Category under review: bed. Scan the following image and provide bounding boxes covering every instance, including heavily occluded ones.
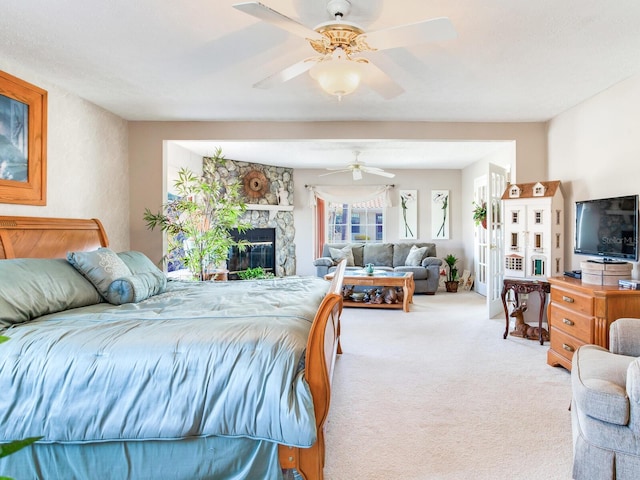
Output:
[0,216,345,480]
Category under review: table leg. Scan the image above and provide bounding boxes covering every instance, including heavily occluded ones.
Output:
[538,290,546,345]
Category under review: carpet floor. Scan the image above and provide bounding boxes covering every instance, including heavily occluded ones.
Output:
[323,290,573,480]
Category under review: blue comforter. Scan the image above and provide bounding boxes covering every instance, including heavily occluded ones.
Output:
[0,276,329,447]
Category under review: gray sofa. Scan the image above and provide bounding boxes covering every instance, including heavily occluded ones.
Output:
[313,242,442,294]
[571,318,640,480]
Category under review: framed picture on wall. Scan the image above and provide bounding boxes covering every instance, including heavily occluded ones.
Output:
[399,189,418,239]
[431,190,450,239]
[0,70,48,205]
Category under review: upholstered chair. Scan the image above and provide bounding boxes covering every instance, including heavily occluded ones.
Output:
[571,318,640,480]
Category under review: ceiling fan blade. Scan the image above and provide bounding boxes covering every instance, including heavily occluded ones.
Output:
[364,169,396,178]
[253,57,319,89]
[233,2,323,41]
[319,170,350,177]
[352,168,363,181]
[362,17,456,51]
[360,61,405,99]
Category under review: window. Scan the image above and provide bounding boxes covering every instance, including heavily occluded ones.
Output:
[534,233,543,249]
[327,200,385,243]
[510,232,519,250]
[534,210,543,224]
[512,211,519,224]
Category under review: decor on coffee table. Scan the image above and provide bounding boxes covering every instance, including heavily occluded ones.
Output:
[325,270,415,312]
[143,147,251,281]
[443,254,459,292]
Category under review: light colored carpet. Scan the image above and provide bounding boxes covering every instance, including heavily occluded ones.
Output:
[323,291,573,480]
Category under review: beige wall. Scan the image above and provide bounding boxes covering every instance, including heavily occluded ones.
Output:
[0,63,130,251]
[548,73,640,277]
[129,121,548,269]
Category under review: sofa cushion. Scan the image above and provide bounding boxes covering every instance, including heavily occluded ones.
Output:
[405,246,428,266]
[392,242,436,267]
[329,246,355,266]
[0,258,102,327]
[364,243,393,267]
[572,344,634,426]
[394,265,429,280]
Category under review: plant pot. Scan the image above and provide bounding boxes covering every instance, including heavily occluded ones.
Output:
[481,218,487,229]
[445,281,459,293]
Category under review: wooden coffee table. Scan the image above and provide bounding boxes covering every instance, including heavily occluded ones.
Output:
[325,270,415,312]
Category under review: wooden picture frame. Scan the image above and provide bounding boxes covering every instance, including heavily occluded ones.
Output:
[0,70,47,205]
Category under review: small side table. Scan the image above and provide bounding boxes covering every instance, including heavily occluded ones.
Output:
[501,279,551,345]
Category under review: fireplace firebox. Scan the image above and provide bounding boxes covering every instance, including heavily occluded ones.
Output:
[227,228,276,280]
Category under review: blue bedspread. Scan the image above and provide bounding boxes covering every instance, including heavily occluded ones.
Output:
[0,276,329,447]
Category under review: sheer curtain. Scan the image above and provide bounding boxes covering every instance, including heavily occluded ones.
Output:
[306,185,394,208]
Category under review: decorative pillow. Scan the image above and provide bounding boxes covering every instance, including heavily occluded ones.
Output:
[329,246,355,267]
[117,251,163,275]
[0,258,102,327]
[405,246,428,266]
[67,247,132,299]
[106,271,167,305]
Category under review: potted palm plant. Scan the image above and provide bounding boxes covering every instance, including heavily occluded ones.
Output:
[472,201,487,229]
[443,254,460,292]
[144,148,251,281]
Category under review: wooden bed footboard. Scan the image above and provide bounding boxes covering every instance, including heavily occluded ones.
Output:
[279,259,346,480]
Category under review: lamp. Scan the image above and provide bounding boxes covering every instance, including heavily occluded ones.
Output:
[309,47,364,100]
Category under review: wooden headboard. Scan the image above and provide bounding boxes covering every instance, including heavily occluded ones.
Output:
[0,216,109,259]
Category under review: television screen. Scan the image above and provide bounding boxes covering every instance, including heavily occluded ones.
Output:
[574,194,639,261]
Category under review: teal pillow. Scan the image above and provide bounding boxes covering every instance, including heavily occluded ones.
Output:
[0,258,102,327]
[106,271,167,305]
[117,251,163,275]
[67,247,132,299]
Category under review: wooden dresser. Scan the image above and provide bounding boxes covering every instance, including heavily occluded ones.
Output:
[547,276,640,371]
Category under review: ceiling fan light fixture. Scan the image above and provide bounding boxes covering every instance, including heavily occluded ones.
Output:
[309,47,362,100]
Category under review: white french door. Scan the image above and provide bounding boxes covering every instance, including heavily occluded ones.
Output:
[474,164,507,317]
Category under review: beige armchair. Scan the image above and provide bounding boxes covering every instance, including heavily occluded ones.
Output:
[571,318,640,480]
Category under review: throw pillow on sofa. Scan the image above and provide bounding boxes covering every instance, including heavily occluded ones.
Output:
[329,245,355,266]
[405,246,428,266]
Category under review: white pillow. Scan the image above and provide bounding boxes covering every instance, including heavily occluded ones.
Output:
[329,246,355,267]
[405,246,427,266]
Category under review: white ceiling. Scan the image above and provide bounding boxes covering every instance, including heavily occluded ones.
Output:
[3,0,640,169]
[173,139,513,170]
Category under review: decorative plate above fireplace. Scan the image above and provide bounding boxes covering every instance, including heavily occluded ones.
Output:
[243,170,268,198]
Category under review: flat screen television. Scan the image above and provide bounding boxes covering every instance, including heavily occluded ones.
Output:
[574,194,639,261]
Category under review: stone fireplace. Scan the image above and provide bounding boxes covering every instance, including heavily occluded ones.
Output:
[205,156,296,277]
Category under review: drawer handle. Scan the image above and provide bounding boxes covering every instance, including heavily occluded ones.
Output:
[562,295,574,303]
[562,318,575,326]
[562,343,575,353]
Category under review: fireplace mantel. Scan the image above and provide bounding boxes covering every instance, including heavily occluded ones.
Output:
[246,204,293,220]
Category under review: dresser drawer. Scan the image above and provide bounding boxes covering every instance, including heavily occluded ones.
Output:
[550,287,593,316]
[550,326,586,363]
[549,305,593,343]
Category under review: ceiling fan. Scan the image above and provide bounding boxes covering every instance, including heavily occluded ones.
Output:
[232,0,456,99]
[319,152,396,180]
